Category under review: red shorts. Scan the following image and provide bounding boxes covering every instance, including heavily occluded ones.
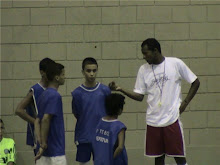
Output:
[145,119,185,157]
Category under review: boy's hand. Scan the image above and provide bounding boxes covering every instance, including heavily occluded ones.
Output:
[35,147,44,161]
[109,81,122,91]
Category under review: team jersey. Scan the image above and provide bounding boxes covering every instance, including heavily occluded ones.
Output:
[93,118,128,165]
[0,138,16,165]
[37,88,65,157]
[71,82,111,143]
[26,83,45,146]
[134,57,197,127]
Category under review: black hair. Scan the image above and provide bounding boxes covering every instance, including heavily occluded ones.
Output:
[141,38,161,53]
[0,119,4,124]
[82,57,98,70]
[46,62,64,81]
[39,58,55,71]
[105,93,125,116]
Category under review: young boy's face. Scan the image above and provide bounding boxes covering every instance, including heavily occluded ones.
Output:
[82,64,98,83]
[57,69,65,85]
[0,122,4,141]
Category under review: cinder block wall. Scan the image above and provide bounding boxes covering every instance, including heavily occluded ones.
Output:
[1,0,220,164]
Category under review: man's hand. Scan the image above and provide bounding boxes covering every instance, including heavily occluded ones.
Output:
[109,81,122,91]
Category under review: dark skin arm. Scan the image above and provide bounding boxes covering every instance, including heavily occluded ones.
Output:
[35,114,52,161]
[179,78,200,114]
[109,82,144,102]
[113,129,126,158]
[15,91,35,124]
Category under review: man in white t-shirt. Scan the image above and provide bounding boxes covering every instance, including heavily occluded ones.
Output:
[109,38,200,165]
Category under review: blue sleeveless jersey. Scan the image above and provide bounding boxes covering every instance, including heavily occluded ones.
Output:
[26,83,45,146]
[37,88,65,157]
[93,119,128,165]
[71,83,111,143]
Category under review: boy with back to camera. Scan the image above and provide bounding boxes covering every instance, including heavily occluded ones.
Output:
[71,57,111,165]
[93,93,128,165]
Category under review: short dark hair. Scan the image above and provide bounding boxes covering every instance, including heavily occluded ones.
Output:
[0,119,4,124]
[39,58,55,71]
[141,38,161,53]
[105,93,125,116]
[46,62,64,81]
[82,57,98,70]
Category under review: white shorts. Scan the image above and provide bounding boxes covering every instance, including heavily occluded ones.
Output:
[36,155,67,165]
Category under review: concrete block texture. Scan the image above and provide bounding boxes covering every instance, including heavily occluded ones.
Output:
[0,1,219,164]
[1,8,30,26]
[66,7,101,25]
[13,26,48,43]
[1,44,30,62]
[31,8,65,25]
[172,6,206,23]
[49,0,84,7]
[12,0,48,7]
[102,6,136,24]
[31,43,67,61]
[137,6,172,23]
[84,25,119,41]
[49,25,84,42]
[190,23,220,39]
[155,23,189,40]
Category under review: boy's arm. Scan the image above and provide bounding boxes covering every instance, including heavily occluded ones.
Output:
[109,82,144,102]
[34,118,41,144]
[179,78,200,114]
[72,97,78,119]
[15,91,35,124]
[113,129,126,158]
[35,114,52,161]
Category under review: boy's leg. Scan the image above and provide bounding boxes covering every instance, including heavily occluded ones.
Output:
[155,154,165,165]
[76,143,93,163]
[174,157,187,165]
[79,162,90,165]
[164,119,187,163]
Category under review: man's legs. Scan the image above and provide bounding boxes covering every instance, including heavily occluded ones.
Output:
[164,120,187,165]
[155,155,165,165]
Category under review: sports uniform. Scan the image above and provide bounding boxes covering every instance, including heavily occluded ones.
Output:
[0,138,16,165]
[93,118,127,165]
[26,83,45,154]
[72,82,111,162]
[36,88,66,165]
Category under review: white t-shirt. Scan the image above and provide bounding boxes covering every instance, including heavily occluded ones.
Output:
[134,57,197,127]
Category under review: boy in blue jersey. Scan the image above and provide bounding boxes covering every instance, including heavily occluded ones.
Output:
[71,57,111,165]
[35,62,66,165]
[15,58,55,155]
[93,93,128,165]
